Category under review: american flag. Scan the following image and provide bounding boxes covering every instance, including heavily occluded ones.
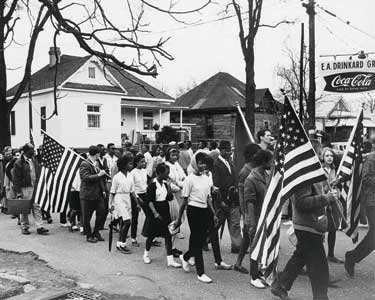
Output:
[251,96,327,269]
[34,133,83,212]
[336,110,363,242]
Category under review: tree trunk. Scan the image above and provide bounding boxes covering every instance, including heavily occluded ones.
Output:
[0,4,10,150]
[245,40,256,135]
[0,100,11,150]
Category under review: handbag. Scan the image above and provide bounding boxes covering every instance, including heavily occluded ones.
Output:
[7,198,31,215]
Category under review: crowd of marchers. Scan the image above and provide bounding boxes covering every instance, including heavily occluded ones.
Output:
[1,128,375,300]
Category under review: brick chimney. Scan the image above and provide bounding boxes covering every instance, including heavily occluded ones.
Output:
[48,47,61,67]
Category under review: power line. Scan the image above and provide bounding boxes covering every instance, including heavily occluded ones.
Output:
[316,3,375,42]
[316,14,359,52]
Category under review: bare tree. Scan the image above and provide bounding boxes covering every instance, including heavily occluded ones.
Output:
[0,0,211,149]
[175,78,198,98]
[229,0,293,133]
[363,92,375,113]
[276,46,308,115]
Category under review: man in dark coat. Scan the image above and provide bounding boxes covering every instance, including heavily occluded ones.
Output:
[212,140,242,253]
[80,145,107,243]
[12,143,49,235]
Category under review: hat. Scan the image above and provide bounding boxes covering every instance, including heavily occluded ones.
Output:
[169,141,177,145]
[218,140,231,150]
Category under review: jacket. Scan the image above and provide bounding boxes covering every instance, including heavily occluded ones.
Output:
[12,155,41,196]
[212,156,238,206]
[292,182,329,235]
[238,163,253,214]
[243,167,268,220]
[360,152,375,207]
[79,159,105,201]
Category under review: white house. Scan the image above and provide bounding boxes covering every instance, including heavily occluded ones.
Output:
[7,47,185,149]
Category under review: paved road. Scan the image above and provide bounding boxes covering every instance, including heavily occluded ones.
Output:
[1,212,375,300]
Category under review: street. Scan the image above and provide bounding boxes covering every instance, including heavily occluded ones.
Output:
[1,212,375,300]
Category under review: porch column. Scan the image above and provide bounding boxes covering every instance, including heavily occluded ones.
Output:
[135,107,139,132]
[179,109,183,128]
[159,109,162,127]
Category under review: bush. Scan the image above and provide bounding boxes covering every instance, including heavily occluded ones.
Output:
[156,126,179,144]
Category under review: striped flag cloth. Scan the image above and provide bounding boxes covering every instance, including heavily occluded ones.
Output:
[34,133,83,212]
[251,96,327,269]
[336,110,363,242]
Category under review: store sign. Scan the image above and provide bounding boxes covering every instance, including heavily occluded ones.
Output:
[320,59,375,93]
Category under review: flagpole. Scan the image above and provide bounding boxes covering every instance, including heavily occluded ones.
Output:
[235,102,255,143]
[40,129,111,178]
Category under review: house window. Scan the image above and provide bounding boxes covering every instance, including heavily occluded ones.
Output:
[40,106,46,132]
[87,105,101,128]
[170,112,180,123]
[143,111,154,130]
[88,67,95,78]
[10,111,15,135]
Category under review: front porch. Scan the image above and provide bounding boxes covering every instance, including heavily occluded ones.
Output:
[120,98,191,144]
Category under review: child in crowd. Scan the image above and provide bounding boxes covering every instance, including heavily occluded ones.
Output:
[176,152,217,283]
[142,163,181,268]
[109,154,139,254]
[130,153,148,247]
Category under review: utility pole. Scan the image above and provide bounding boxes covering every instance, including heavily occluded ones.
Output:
[299,23,305,122]
[303,0,316,132]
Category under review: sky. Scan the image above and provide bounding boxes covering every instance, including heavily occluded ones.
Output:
[5,0,375,105]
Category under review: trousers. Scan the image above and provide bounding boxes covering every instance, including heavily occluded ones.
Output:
[81,198,106,238]
[278,229,329,300]
[347,206,375,263]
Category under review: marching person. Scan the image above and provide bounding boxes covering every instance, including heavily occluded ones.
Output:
[345,141,375,277]
[234,143,261,274]
[12,143,48,235]
[321,147,343,264]
[142,163,181,268]
[165,147,186,254]
[212,140,241,253]
[271,140,337,300]
[79,145,107,243]
[110,154,139,254]
[243,149,273,288]
[130,153,148,247]
[97,144,110,230]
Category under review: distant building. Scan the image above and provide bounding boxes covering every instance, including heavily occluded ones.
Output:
[316,96,375,142]
[174,72,282,142]
[7,47,184,148]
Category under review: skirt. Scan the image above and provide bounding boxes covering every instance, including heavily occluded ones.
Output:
[142,201,171,238]
[113,193,131,221]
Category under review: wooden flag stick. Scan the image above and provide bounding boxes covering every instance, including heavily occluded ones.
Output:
[235,102,255,143]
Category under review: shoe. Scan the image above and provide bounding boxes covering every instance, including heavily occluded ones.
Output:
[271,280,289,299]
[259,275,270,287]
[117,245,131,254]
[86,236,98,243]
[47,218,53,224]
[94,232,104,241]
[152,240,161,247]
[231,248,240,254]
[250,278,266,289]
[37,227,49,235]
[132,240,140,247]
[327,256,344,264]
[176,232,185,239]
[344,252,355,278]
[21,228,31,235]
[167,255,182,268]
[60,222,71,227]
[172,248,183,258]
[215,261,232,270]
[197,274,212,283]
[188,258,195,266]
[143,254,151,264]
[179,254,190,272]
[234,264,249,274]
[72,225,79,231]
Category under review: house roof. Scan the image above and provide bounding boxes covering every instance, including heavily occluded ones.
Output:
[315,95,350,118]
[175,72,279,111]
[7,54,173,100]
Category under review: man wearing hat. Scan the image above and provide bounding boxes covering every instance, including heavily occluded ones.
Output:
[212,140,242,253]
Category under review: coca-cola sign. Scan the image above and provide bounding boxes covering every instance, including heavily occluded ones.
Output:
[323,72,375,93]
[320,59,375,93]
